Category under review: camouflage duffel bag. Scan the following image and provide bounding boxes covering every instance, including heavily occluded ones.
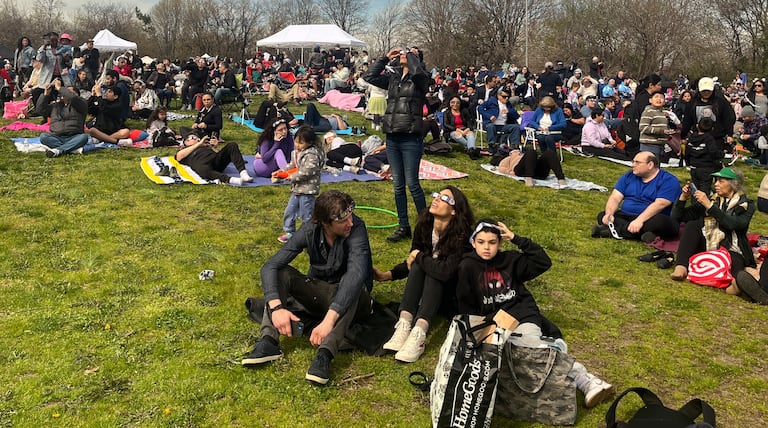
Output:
[495,342,578,425]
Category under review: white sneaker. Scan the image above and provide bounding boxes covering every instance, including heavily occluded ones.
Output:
[117,138,133,147]
[583,377,614,408]
[395,325,426,363]
[240,170,254,182]
[382,319,412,352]
[229,177,243,186]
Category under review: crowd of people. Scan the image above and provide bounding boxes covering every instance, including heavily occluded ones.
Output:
[4,34,768,424]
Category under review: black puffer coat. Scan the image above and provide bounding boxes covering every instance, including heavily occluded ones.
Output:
[363,52,431,135]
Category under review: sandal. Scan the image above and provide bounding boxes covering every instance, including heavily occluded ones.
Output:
[656,253,675,269]
[638,250,668,262]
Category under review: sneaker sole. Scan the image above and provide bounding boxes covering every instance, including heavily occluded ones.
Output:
[304,372,329,385]
[394,350,423,363]
[241,353,282,366]
[382,342,403,352]
[736,271,768,304]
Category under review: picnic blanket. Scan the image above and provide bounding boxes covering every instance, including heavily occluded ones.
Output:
[10,137,120,153]
[230,114,352,135]
[0,121,50,132]
[318,90,365,112]
[142,155,467,185]
[481,163,608,191]
[141,154,383,186]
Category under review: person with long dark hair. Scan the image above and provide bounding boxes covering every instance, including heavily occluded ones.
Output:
[14,36,36,90]
[375,185,474,362]
[252,118,294,177]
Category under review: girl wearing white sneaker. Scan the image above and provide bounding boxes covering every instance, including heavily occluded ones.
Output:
[456,220,614,408]
[375,186,474,362]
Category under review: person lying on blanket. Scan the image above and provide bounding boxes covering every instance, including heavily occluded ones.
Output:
[496,148,568,188]
[174,128,253,186]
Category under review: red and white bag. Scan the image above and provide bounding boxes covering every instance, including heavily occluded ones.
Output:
[687,247,733,288]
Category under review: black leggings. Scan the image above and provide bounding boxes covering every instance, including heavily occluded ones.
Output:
[188,143,246,183]
[326,144,363,168]
[513,148,565,180]
[675,217,747,273]
[398,263,456,323]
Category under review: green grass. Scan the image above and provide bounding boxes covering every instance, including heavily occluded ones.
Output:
[1,98,767,427]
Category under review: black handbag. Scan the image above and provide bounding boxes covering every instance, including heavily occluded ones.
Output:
[605,387,716,428]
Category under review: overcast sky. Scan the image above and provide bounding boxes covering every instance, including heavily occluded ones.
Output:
[63,0,158,13]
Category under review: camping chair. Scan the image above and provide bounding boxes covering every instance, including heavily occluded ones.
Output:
[218,73,250,114]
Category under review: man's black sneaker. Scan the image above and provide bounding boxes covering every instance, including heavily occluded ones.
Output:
[241,337,282,366]
[387,226,412,243]
[305,350,332,385]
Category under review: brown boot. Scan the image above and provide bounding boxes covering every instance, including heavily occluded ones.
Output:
[670,265,687,281]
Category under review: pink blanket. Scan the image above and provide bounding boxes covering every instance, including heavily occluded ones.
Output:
[0,121,50,132]
[419,159,468,180]
[319,90,364,112]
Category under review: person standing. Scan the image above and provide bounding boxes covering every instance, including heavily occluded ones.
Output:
[363,47,431,243]
[14,36,36,90]
[80,39,100,80]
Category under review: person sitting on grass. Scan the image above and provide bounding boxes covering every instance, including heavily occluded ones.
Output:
[323,131,363,174]
[455,220,614,408]
[375,186,474,363]
[592,151,681,242]
[252,118,294,178]
[179,92,222,139]
[174,129,253,186]
[35,78,88,157]
[272,126,324,244]
[86,83,132,147]
[670,168,755,294]
[580,107,630,160]
[242,190,373,386]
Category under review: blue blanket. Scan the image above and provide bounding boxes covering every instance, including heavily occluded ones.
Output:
[230,114,352,135]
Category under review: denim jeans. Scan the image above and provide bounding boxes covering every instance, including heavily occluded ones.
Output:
[386,133,427,228]
[282,193,316,234]
[485,123,520,146]
[639,143,663,159]
[214,87,235,104]
[40,133,88,154]
[536,132,562,152]
[450,130,476,149]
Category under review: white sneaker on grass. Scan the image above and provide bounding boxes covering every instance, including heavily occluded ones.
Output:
[583,377,614,408]
[395,325,426,363]
[383,318,411,352]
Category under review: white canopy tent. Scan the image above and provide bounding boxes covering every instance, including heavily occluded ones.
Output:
[79,29,137,53]
[257,24,366,49]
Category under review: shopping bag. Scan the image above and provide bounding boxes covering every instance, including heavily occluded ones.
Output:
[430,315,502,428]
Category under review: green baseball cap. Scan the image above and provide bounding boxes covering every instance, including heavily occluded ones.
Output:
[711,167,740,181]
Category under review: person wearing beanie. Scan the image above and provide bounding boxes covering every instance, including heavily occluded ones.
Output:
[738,104,768,154]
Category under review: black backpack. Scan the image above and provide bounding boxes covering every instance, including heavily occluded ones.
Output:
[606,387,716,428]
[423,139,452,154]
[152,127,178,147]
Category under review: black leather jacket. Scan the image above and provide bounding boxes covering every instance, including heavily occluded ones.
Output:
[363,53,431,135]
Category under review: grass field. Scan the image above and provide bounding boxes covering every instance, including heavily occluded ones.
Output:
[1,97,767,427]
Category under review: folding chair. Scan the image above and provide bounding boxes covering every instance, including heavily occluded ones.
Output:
[475,107,487,150]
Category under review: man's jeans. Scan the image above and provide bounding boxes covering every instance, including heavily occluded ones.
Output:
[486,123,520,147]
[40,132,88,154]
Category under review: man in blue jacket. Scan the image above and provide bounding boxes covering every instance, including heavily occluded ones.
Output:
[242,190,373,386]
[479,87,521,149]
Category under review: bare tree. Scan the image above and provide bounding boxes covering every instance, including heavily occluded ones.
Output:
[150,0,185,59]
[0,0,28,50]
[317,0,369,34]
[292,0,316,25]
[367,1,406,57]
[28,0,66,35]
[71,2,141,47]
[407,0,462,67]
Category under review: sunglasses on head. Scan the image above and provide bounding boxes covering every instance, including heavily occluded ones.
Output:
[330,202,355,222]
[431,192,455,206]
[469,222,501,243]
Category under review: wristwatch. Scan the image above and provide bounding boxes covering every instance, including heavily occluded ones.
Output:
[269,303,284,313]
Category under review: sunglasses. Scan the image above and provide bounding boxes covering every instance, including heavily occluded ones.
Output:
[431,192,455,206]
[499,94,510,99]
[330,203,355,222]
[469,222,501,243]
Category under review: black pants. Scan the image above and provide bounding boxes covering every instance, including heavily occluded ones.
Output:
[259,266,372,356]
[689,166,719,197]
[304,102,332,132]
[399,263,457,323]
[421,118,440,141]
[253,100,278,129]
[326,144,362,168]
[514,149,565,180]
[675,218,747,273]
[596,210,679,240]
[188,143,246,183]
[363,152,388,172]
[581,145,631,161]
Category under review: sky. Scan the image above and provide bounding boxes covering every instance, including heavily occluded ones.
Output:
[63,0,158,13]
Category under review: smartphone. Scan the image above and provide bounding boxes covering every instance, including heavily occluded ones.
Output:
[291,320,304,337]
[689,182,698,194]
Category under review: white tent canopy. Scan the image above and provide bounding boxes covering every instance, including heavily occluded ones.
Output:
[79,29,137,53]
[256,25,366,49]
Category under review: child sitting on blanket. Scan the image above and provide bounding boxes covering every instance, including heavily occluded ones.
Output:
[272,126,324,243]
[456,220,614,409]
[146,107,178,147]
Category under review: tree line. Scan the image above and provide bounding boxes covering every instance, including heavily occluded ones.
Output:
[1,0,766,80]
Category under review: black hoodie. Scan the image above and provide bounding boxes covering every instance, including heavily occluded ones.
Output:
[456,235,551,326]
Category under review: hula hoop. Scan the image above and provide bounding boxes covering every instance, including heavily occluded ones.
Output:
[355,205,399,229]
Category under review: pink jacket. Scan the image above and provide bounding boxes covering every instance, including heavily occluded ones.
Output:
[581,117,614,148]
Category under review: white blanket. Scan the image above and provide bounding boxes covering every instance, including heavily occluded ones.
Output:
[481,164,608,191]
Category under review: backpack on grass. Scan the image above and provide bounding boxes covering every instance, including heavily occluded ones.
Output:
[605,387,716,428]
